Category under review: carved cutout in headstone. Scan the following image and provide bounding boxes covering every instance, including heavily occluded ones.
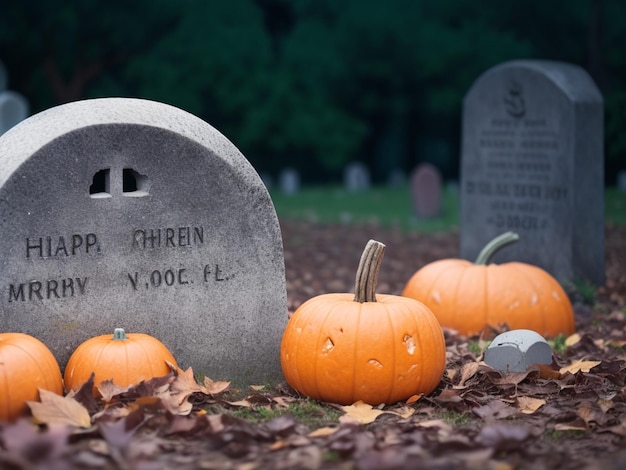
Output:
[460,60,604,284]
[0,98,287,385]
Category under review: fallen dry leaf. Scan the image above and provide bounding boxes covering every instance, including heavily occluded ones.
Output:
[517,396,546,414]
[27,389,91,428]
[308,426,339,437]
[340,401,386,424]
[559,359,602,375]
[203,376,231,395]
[565,333,581,346]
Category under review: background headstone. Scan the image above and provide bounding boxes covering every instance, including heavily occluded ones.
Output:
[410,163,443,218]
[617,170,626,191]
[0,60,7,91]
[0,91,30,135]
[279,167,300,195]
[344,162,370,191]
[460,60,604,284]
[0,98,287,386]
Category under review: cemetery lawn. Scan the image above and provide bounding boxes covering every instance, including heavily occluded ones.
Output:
[2,209,625,468]
[271,184,626,229]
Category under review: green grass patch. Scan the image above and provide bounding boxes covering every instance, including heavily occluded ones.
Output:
[271,184,626,231]
[605,187,626,225]
[270,184,459,232]
[226,398,341,429]
[441,410,473,427]
[545,429,588,440]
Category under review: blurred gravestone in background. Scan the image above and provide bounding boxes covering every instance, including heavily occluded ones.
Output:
[410,163,443,219]
[344,162,370,192]
[279,168,300,195]
[0,60,7,91]
[460,60,604,284]
[0,59,30,135]
[0,91,29,135]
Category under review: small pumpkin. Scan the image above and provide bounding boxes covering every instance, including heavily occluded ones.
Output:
[402,231,575,338]
[64,328,177,394]
[0,332,63,421]
[281,239,446,405]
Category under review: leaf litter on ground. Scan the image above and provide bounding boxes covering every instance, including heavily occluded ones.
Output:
[1,221,625,469]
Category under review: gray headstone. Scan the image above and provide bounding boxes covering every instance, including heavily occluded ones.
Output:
[617,170,626,191]
[279,168,300,195]
[0,60,7,91]
[484,329,552,373]
[0,91,29,135]
[344,162,370,192]
[0,98,287,386]
[410,163,443,218]
[460,60,604,284]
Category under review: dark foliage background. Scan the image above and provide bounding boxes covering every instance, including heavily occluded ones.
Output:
[1,0,624,184]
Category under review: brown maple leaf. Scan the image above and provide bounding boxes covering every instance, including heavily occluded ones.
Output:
[27,389,91,428]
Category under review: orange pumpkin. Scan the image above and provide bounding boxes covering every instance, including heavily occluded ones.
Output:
[64,328,177,394]
[281,240,446,405]
[0,332,63,421]
[402,231,575,338]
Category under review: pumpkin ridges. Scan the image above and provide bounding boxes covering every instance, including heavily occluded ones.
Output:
[0,333,63,421]
[282,240,446,405]
[64,330,176,394]
[509,263,574,336]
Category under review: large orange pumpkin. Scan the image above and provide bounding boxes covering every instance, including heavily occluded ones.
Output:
[64,328,177,394]
[281,240,446,405]
[0,332,63,421]
[402,231,575,338]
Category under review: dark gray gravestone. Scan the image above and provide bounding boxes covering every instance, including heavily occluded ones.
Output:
[0,98,287,385]
[410,163,443,218]
[0,91,30,135]
[460,60,604,284]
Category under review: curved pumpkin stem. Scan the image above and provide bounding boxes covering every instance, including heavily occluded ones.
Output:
[353,239,386,303]
[113,328,128,340]
[474,231,519,265]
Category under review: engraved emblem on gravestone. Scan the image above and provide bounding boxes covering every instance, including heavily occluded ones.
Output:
[0,98,287,385]
[460,60,604,285]
[504,80,526,118]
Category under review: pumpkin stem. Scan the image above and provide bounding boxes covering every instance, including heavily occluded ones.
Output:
[474,231,520,265]
[113,328,128,340]
[353,239,386,303]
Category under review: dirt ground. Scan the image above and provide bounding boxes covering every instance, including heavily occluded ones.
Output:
[0,220,625,469]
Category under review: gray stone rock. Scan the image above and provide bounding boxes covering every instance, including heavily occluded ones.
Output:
[484,329,552,373]
[0,97,287,386]
[460,60,604,285]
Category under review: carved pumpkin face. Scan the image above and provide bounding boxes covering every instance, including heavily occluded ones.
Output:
[0,332,63,421]
[402,232,575,338]
[281,240,446,405]
[64,328,177,395]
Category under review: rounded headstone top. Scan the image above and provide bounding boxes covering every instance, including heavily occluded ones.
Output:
[0,60,7,91]
[0,97,259,190]
[467,59,603,104]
